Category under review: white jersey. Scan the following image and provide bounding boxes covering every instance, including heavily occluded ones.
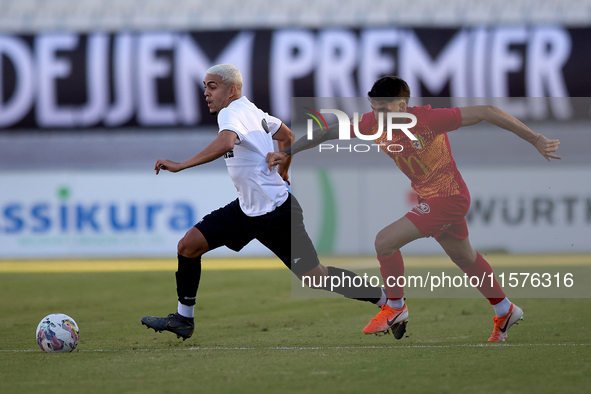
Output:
[217,96,289,217]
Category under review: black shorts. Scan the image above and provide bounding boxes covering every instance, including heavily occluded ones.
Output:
[195,194,319,276]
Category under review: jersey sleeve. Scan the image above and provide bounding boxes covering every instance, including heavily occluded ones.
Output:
[265,113,283,135]
[217,107,244,143]
[349,111,374,138]
[424,107,462,134]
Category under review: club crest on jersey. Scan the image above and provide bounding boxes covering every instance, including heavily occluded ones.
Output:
[412,134,425,149]
[411,202,430,215]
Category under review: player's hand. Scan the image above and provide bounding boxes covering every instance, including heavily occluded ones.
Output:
[266,152,289,170]
[533,134,561,162]
[155,159,182,174]
[278,168,290,185]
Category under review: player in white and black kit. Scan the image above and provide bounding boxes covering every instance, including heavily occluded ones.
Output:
[141,64,384,340]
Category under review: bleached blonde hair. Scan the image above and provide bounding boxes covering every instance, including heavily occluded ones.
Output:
[206,64,243,89]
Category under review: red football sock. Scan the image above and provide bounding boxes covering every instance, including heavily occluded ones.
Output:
[461,252,505,304]
[378,250,405,300]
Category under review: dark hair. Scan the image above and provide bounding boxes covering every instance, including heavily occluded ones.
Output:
[367,76,410,103]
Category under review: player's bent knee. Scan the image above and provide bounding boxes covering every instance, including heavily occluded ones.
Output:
[177,228,208,258]
[177,239,198,258]
[374,231,399,257]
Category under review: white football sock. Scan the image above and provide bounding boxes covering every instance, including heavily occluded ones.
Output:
[376,289,387,307]
[177,302,194,319]
[492,297,512,317]
[386,298,405,309]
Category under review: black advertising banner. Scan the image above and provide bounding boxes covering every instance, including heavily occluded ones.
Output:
[1,26,590,130]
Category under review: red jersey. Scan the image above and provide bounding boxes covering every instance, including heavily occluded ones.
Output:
[350,105,468,200]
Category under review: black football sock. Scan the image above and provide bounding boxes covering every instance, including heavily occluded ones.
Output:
[324,266,382,304]
[176,254,202,307]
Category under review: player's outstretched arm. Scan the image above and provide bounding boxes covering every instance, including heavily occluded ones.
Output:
[266,123,339,169]
[459,105,561,162]
[155,130,237,174]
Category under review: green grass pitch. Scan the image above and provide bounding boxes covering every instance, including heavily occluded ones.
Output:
[1,258,590,393]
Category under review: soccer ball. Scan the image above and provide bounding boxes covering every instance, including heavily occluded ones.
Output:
[36,313,80,353]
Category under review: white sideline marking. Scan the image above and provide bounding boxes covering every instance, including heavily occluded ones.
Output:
[3,343,590,353]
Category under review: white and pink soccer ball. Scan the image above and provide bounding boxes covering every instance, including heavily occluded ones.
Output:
[36,313,80,353]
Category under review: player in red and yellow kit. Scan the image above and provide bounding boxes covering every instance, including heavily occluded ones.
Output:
[267,76,561,342]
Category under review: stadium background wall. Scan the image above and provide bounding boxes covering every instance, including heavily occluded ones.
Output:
[1,167,589,258]
[1,25,588,259]
[1,26,591,129]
